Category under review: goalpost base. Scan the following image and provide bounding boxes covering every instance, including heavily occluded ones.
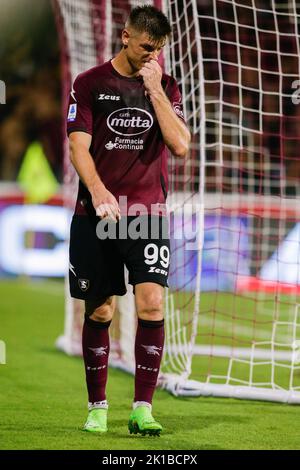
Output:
[55,335,82,356]
[159,374,300,403]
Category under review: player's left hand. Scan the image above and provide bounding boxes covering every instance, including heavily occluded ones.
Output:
[139,59,163,95]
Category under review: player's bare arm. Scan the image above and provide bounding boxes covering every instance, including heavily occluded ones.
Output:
[139,59,191,158]
[69,131,121,221]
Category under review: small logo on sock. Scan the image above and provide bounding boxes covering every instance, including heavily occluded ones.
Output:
[137,364,158,372]
[86,365,107,371]
[141,345,162,356]
[88,346,108,356]
[78,279,90,291]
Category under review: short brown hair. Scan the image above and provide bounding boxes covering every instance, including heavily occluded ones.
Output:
[126,5,172,41]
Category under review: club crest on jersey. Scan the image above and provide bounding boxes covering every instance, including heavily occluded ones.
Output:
[107,107,153,136]
[173,102,184,119]
[67,103,77,122]
[78,279,90,291]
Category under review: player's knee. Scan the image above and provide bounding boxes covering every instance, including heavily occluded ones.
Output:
[136,290,164,321]
[85,297,115,322]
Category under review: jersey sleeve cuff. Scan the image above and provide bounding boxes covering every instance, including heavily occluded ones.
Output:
[67,127,92,136]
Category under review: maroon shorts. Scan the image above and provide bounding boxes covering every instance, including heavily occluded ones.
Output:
[69,214,170,300]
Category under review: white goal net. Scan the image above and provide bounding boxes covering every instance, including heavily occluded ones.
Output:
[54,0,300,403]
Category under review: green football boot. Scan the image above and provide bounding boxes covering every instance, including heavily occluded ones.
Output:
[128,405,162,436]
[83,408,108,433]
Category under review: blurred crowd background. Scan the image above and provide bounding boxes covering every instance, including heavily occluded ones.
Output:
[0,0,63,183]
[0,0,300,194]
[196,0,300,196]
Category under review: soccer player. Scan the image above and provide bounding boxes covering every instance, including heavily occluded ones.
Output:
[67,5,190,436]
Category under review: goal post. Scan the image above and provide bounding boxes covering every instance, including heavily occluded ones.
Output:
[54,0,300,403]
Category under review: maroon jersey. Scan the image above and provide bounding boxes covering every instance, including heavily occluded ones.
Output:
[67,60,185,216]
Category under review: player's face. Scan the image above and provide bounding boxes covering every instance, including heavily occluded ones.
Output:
[122,29,166,71]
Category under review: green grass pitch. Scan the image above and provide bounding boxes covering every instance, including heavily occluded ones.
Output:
[1,279,300,450]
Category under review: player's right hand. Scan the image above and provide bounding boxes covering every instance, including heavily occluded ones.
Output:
[91,187,121,222]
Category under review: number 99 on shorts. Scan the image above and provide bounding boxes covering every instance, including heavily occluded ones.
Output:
[144,243,170,276]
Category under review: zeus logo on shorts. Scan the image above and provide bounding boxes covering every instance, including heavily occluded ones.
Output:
[107,107,153,136]
[148,266,168,276]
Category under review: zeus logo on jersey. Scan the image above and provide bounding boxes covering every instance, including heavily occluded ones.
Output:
[107,107,153,136]
[98,93,120,101]
[67,103,77,122]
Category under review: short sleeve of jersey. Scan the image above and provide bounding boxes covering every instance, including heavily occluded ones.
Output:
[67,74,93,136]
[166,77,186,123]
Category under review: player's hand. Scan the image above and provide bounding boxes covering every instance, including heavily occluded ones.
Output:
[138,59,163,95]
[91,186,121,222]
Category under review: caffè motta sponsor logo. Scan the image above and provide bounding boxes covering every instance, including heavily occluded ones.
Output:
[107,107,153,136]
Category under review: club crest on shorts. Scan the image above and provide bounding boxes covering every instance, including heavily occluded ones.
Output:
[78,279,90,291]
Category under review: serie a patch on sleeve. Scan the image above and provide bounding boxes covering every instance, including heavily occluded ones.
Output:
[67,103,77,122]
